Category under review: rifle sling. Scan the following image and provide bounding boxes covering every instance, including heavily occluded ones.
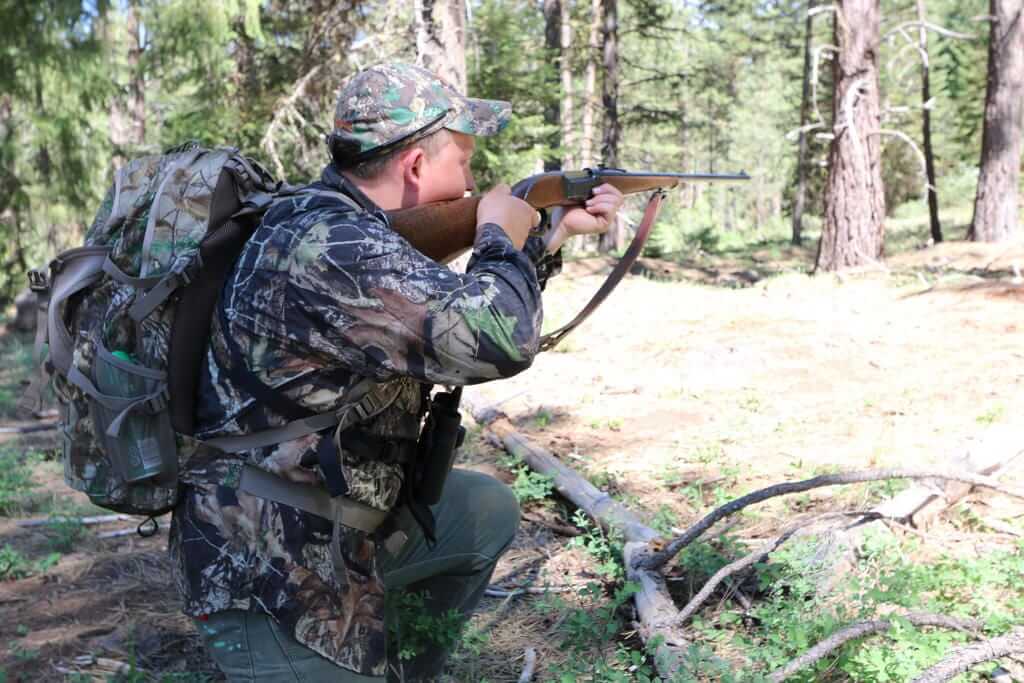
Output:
[538,190,667,352]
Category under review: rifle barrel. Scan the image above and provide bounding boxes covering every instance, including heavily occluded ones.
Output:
[513,170,750,208]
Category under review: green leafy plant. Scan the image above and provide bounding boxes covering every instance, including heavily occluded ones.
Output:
[568,510,624,581]
[539,581,653,682]
[650,505,679,537]
[0,545,60,580]
[44,515,85,553]
[386,590,464,665]
[0,452,38,515]
[511,466,555,504]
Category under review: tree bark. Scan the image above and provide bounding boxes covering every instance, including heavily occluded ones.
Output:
[543,0,562,172]
[560,0,575,170]
[597,0,622,254]
[968,0,1024,243]
[581,0,601,170]
[109,1,145,169]
[815,0,886,272]
[792,0,816,246]
[917,0,942,244]
[415,0,467,92]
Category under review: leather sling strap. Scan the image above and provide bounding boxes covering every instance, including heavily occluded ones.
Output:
[538,190,667,352]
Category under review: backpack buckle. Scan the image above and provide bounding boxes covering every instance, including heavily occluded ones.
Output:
[27,269,49,293]
[171,255,203,287]
[143,388,170,414]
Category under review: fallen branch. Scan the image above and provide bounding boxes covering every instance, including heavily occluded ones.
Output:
[518,647,537,683]
[643,468,1024,571]
[18,514,135,528]
[0,422,58,434]
[673,512,882,626]
[911,628,1024,683]
[484,585,580,598]
[468,401,710,678]
[769,613,983,682]
[96,527,138,539]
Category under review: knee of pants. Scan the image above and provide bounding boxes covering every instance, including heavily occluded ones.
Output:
[451,469,521,557]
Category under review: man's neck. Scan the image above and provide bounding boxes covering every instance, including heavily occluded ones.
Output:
[340,171,403,211]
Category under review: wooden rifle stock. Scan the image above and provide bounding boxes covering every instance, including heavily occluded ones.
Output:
[384,169,749,263]
[386,196,480,264]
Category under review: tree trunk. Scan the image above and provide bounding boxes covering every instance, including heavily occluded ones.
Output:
[543,0,562,172]
[968,0,1024,243]
[792,0,816,246]
[560,0,574,169]
[581,0,601,170]
[415,0,467,92]
[417,0,471,272]
[597,0,622,254]
[815,0,886,272]
[109,2,145,169]
[918,0,942,244]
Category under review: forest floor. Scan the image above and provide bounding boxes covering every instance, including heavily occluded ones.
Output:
[0,217,1023,682]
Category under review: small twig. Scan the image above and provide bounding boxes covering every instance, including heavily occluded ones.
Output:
[770,613,983,681]
[518,647,537,682]
[485,584,582,599]
[911,628,1024,683]
[643,468,1024,571]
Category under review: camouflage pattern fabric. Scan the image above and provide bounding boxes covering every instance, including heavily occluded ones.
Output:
[170,164,552,676]
[55,145,277,515]
[331,62,511,162]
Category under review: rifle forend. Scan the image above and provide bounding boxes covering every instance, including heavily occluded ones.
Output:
[386,168,749,263]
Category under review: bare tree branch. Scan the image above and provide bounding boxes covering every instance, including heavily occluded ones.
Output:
[260,64,323,179]
[911,628,1024,683]
[672,511,882,626]
[642,468,1024,571]
[870,127,934,200]
[770,613,983,682]
[883,20,977,41]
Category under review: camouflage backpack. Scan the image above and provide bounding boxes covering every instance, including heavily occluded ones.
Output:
[24,143,286,516]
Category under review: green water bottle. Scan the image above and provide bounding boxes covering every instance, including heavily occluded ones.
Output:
[94,350,167,483]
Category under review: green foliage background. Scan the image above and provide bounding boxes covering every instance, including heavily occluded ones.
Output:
[0,0,994,309]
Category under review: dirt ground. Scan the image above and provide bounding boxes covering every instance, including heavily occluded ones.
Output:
[1,236,1023,681]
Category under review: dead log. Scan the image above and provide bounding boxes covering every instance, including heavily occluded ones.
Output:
[468,402,705,678]
[817,426,1023,590]
[875,425,1023,529]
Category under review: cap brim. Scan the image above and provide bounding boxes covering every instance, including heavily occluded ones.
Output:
[445,96,512,137]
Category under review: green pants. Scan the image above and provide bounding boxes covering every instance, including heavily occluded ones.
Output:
[192,469,520,682]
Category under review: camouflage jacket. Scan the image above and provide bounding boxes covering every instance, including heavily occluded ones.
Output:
[168,164,552,676]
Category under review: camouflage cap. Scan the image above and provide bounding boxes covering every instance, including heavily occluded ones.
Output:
[329,62,512,164]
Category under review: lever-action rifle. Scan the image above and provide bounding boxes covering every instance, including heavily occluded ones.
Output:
[386,168,749,351]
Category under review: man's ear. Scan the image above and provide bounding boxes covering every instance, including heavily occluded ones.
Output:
[401,147,425,189]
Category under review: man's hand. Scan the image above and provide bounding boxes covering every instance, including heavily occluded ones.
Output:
[545,183,625,253]
[476,184,539,249]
